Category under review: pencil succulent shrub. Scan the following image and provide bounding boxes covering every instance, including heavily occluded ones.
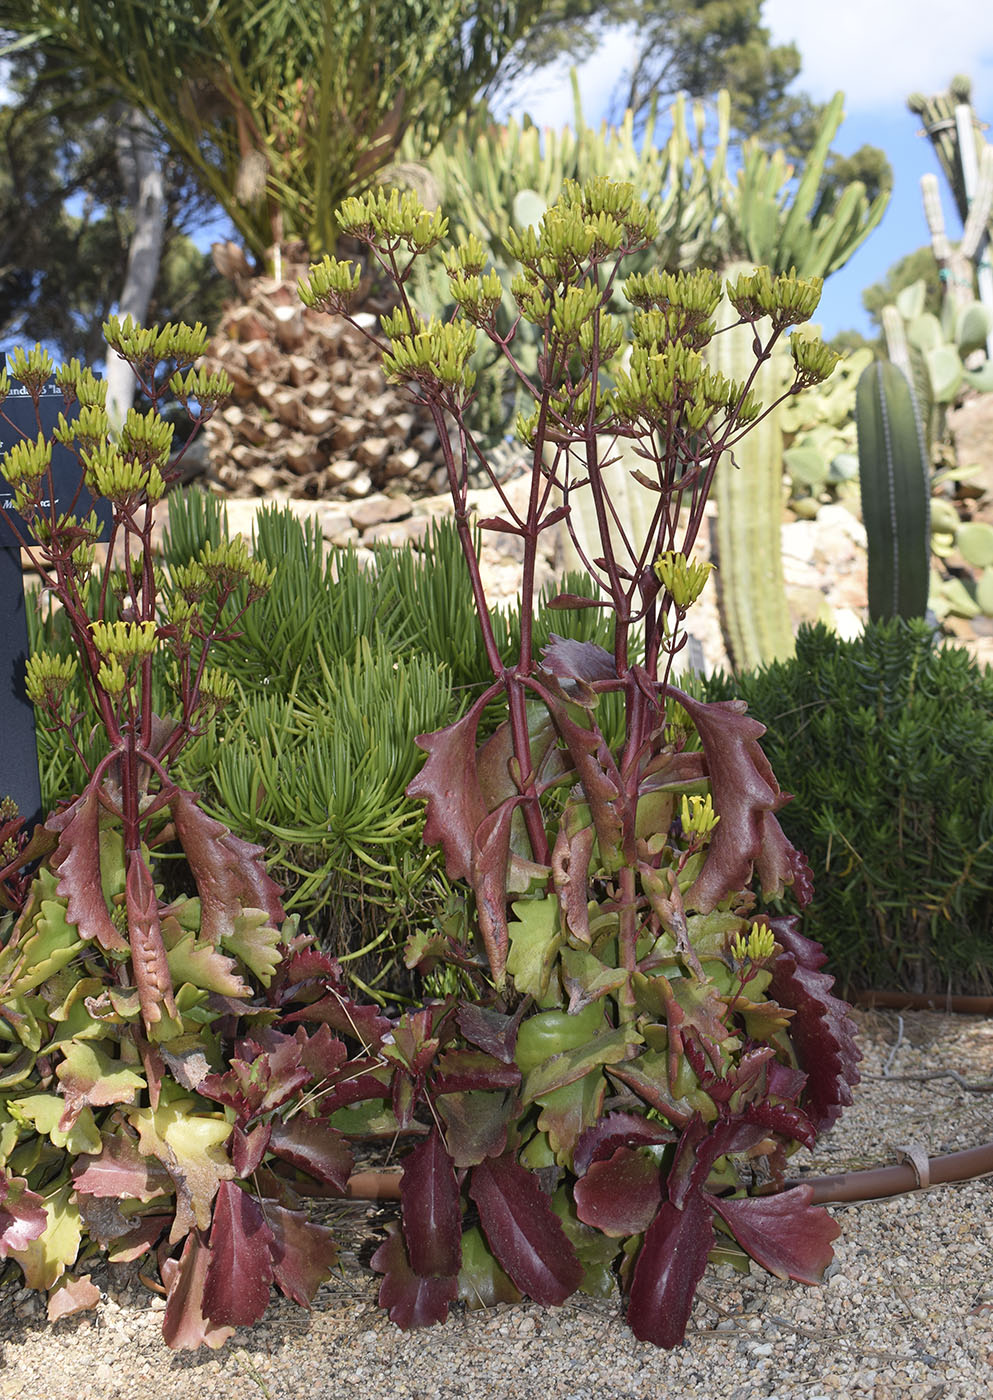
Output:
[703,619,993,997]
[297,179,861,1348]
[0,332,378,1340]
[27,476,618,998]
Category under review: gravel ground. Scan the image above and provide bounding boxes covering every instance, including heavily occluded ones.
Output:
[0,1010,990,1400]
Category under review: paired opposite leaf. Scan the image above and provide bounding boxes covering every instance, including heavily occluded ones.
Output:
[468,1155,583,1305]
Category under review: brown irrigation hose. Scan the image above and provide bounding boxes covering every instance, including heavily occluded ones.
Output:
[343,1142,993,1206]
[784,1141,993,1203]
[854,989,993,1014]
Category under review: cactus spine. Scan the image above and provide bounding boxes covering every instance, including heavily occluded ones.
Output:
[856,361,931,620]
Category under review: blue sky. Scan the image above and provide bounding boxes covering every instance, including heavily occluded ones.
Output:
[492,1,993,339]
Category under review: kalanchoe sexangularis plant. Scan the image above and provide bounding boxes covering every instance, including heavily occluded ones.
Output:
[0,331,370,1342]
[299,178,861,1347]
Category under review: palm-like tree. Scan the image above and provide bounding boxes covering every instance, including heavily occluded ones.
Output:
[1,0,542,483]
[2,0,540,260]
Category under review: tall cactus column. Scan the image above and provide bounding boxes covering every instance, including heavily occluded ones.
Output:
[708,265,794,670]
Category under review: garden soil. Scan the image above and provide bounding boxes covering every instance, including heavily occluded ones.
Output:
[0,1010,989,1400]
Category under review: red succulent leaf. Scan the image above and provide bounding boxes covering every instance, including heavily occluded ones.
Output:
[318,1065,391,1113]
[268,1116,353,1192]
[551,813,595,944]
[406,690,496,883]
[372,1224,458,1329]
[199,1058,270,1123]
[72,1131,173,1202]
[668,688,811,912]
[0,1172,47,1258]
[766,916,861,1135]
[455,1000,528,1065]
[435,1090,513,1168]
[106,1215,171,1264]
[401,1127,462,1278]
[606,1062,693,1129]
[573,1147,663,1237]
[468,1155,583,1305]
[47,787,128,952]
[540,681,625,864]
[540,635,616,683]
[281,983,393,1051]
[265,1200,339,1307]
[744,1098,817,1151]
[169,789,283,941]
[626,1193,715,1348]
[236,1032,312,1113]
[277,945,341,997]
[126,850,179,1028]
[47,1272,101,1322]
[203,1180,275,1327]
[470,797,524,983]
[710,1185,840,1283]
[293,1024,348,1082]
[161,1231,234,1351]
[232,1123,272,1178]
[433,1048,521,1095]
[573,1112,673,1177]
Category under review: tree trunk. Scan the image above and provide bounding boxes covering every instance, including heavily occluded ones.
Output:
[106,108,165,428]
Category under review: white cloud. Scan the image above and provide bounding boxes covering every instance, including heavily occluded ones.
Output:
[763,0,993,112]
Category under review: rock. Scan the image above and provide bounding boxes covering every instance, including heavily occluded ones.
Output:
[349,494,414,530]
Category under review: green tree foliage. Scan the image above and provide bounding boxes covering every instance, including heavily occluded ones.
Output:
[0,0,546,260]
[496,0,829,157]
[0,54,225,361]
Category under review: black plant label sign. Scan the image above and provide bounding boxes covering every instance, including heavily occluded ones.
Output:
[0,377,111,548]
[0,378,110,826]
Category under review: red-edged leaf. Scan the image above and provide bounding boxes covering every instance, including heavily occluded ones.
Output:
[470,797,522,984]
[126,850,179,1026]
[281,986,393,1050]
[744,1098,816,1152]
[401,1127,462,1278]
[626,1193,714,1348]
[574,1147,663,1237]
[710,1185,841,1283]
[71,1132,173,1202]
[268,1116,354,1192]
[434,1048,521,1094]
[106,1215,170,1263]
[203,1180,275,1327]
[319,1067,391,1113]
[199,1058,270,1122]
[669,688,812,913]
[265,1201,339,1307]
[406,692,494,883]
[540,635,616,682]
[236,1031,311,1113]
[455,1000,527,1064]
[551,816,595,945]
[47,787,128,951]
[436,1090,513,1168]
[161,1231,235,1351]
[47,1272,101,1322]
[767,916,861,1135]
[0,1172,47,1257]
[468,1155,583,1305]
[573,1112,673,1177]
[371,1224,457,1328]
[169,789,283,941]
[293,1024,348,1082]
[540,682,624,863]
[232,1123,272,1178]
